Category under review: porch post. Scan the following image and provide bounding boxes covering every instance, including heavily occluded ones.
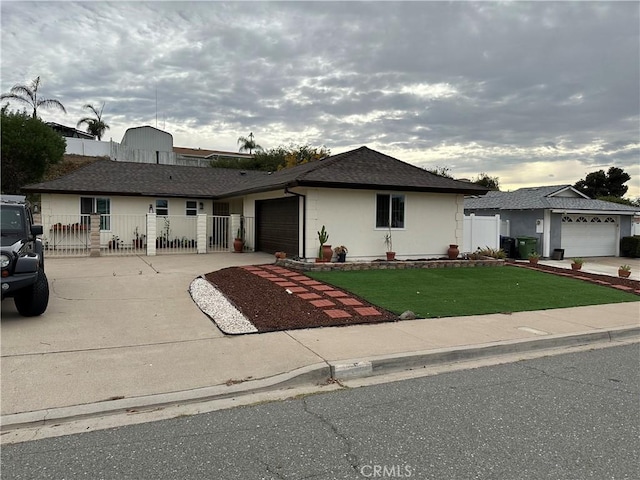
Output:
[230,214,241,252]
[146,213,156,256]
[90,213,101,257]
[197,213,207,254]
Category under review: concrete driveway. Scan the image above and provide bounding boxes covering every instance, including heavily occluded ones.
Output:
[1,252,322,415]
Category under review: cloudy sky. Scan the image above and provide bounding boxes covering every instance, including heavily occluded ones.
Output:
[2,1,639,196]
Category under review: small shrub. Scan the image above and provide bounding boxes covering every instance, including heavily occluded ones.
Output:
[474,246,506,259]
[620,236,640,258]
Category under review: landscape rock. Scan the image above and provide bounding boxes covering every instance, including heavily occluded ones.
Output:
[399,310,417,320]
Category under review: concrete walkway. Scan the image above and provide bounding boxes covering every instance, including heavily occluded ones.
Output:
[1,254,638,436]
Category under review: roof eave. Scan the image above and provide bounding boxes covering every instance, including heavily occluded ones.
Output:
[550,208,639,215]
[297,180,489,194]
[21,186,215,199]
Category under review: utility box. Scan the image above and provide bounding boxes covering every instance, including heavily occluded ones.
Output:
[517,237,538,259]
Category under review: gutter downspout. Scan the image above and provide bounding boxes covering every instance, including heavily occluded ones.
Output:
[284,187,306,259]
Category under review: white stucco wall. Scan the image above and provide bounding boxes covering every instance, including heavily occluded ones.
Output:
[242,188,463,260]
[40,194,215,217]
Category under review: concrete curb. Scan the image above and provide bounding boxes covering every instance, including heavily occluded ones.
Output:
[2,326,638,432]
[330,325,640,379]
[0,362,331,432]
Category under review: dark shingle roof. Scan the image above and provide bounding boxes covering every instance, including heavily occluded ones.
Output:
[22,160,268,198]
[216,146,489,197]
[23,146,489,198]
[464,185,638,213]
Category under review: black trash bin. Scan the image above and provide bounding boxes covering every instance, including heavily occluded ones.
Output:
[552,248,565,260]
[500,236,517,258]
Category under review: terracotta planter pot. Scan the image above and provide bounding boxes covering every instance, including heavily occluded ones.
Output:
[571,263,582,270]
[386,251,396,261]
[447,244,459,259]
[529,258,539,265]
[618,269,631,278]
[233,238,244,253]
[322,244,333,262]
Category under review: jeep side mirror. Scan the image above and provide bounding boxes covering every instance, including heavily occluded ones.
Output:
[31,225,43,236]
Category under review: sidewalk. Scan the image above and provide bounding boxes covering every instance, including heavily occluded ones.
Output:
[1,254,638,435]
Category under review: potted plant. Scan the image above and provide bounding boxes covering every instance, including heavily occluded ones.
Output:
[275,251,287,260]
[618,264,631,278]
[233,227,244,253]
[447,244,460,259]
[334,245,348,263]
[133,227,145,249]
[528,252,540,265]
[571,257,584,270]
[384,227,395,260]
[317,225,332,262]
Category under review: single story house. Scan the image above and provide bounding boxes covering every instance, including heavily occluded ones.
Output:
[464,185,639,258]
[24,146,488,259]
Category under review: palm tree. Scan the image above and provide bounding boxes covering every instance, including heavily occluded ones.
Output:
[237,132,263,155]
[76,102,110,140]
[0,76,66,119]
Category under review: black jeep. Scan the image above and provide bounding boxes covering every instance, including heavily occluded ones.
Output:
[1,195,49,316]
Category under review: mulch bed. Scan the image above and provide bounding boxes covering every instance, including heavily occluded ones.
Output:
[204,266,398,332]
[510,262,640,294]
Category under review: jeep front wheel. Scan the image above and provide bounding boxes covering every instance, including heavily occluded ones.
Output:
[14,268,49,316]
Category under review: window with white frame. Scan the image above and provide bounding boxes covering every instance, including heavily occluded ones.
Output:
[186,200,198,216]
[376,193,405,228]
[155,199,168,216]
[80,197,111,230]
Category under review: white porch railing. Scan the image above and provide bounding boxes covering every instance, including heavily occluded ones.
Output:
[37,213,255,257]
[154,215,198,255]
[40,214,91,257]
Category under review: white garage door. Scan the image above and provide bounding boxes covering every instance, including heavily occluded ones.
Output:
[561,215,617,257]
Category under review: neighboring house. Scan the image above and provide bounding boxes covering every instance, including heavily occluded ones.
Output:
[173,147,253,168]
[63,125,253,167]
[46,122,95,140]
[464,185,639,258]
[23,146,488,259]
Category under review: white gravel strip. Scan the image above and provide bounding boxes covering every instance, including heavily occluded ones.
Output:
[189,277,258,334]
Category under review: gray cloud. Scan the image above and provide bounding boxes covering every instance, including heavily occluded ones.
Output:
[1,1,638,195]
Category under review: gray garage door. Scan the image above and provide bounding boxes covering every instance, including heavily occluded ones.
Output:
[256,197,299,256]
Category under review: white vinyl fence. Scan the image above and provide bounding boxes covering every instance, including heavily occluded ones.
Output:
[463,214,505,253]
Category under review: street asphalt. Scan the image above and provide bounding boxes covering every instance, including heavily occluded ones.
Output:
[1,253,638,440]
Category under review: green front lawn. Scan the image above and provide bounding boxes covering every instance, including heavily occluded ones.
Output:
[307,266,638,318]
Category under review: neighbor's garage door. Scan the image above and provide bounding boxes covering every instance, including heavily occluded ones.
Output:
[256,197,299,256]
[561,214,617,257]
